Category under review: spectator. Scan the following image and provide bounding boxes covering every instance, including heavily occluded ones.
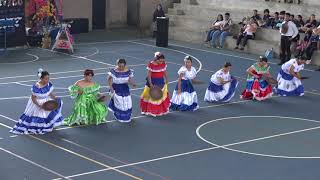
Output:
[211,13,233,49]
[275,11,286,29]
[261,9,272,28]
[279,12,299,65]
[251,9,262,21]
[305,29,320,62]
[300,14,318,32]
[290,14,300,51]
[270,12,281,29]
[152,4,165,38]
[295,30,312,58]
[235,18,258,50]
[296,15,305,28]
[204,14,224,43]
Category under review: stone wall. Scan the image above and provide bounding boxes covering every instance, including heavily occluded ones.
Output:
[62,0,127,30]
[107,0,128,28]
[62,0,93,30]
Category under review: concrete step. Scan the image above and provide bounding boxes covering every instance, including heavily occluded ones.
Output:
[169,26,320,65]
[173,1,320,20]
[173,3,251,18]
[167,14,308,43]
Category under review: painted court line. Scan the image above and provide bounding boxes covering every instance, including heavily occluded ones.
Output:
[0,53,39,65]
[196,116,320,159]
[58,120,320,179]
[59,139,169,180]
[38,48,114,66]
[0,147,70,179]
[0,64,145,86]
[0,120,143,180]
[145,39,317,73]
[0,67,108,80]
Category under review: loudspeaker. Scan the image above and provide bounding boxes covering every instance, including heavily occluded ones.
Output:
[64,18,89,34]
[156,17,169,47]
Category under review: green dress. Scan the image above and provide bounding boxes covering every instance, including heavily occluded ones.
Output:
[64,84,108,126]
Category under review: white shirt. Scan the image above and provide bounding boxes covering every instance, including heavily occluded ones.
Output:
[281,59,304,74]
[178,66,197,80]
[280,21,298,38]
[211,69,231,85]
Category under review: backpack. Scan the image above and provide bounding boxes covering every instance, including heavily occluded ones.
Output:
[281,22,289,34]
[265,48,273,60]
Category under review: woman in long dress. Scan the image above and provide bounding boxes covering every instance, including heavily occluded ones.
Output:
[170,56,199,111]
[140,52,170,116]
[276,56,307,96]
[64,69,108,126]
[204,62,238,102]
[10,70,63,134]
[241,56,273,101]
[108,59,136,122]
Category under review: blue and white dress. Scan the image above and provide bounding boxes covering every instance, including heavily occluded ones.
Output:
[276,59,304,96]
[10,82,63,134]
[108,69,133,122]
[204,69,238,102]
[170,66,199,111]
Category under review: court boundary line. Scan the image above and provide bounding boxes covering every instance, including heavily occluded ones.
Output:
[0,53,39,65]
[0,147,70,179]
[0,121,143,180]
[196,116,320,159]
[53,116,320,179]
[60,138,170,180]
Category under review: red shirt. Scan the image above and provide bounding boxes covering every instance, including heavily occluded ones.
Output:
[147,61,167,78]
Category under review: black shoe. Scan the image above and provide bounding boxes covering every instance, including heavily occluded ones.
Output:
[234,46,239,49]
[316,68,320,71]
[240,47,244,50]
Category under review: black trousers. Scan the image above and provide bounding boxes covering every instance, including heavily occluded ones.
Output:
[280,35,292,63]
[305,42,317,60]
[236,33,253,47]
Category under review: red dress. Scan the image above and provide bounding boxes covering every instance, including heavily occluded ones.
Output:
[140,61,170,116]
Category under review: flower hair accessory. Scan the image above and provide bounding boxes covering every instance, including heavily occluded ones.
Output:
[154,52,161,57]
[37,68,44,78]
[184,55,192,62]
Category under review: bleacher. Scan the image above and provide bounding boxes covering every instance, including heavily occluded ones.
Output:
[167,0,320,65]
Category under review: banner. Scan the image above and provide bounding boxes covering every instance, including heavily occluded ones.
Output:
[0,0,26,48]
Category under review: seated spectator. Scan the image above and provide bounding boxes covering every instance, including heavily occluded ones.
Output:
[211,12,233,49]
[305,29,320,62]
[295,30,312,58]
[235,18,258,50]
[260,9,272,28]
[275,11,286,29]
[270,12,281,29]
[251,9,262,22]
[296,15,305,28]
[204,14,224,43]
[300,14,318,32]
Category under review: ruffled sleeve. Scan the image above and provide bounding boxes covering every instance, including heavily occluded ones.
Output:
[129,69,134,78]
[177,66,187,75]
[68,85,80,99]
[83,84,100,94]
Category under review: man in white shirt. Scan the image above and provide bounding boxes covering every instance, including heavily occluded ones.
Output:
[279,12,298,65]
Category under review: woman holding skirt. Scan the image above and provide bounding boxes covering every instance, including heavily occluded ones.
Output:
[10,69,63,134]
[140,52,170,117]
[108,59,136,122]
[64,69,108,126]
[170,56,199,111]
[204,62,238,102]
[276,56,307,96]
[241,56,273,101]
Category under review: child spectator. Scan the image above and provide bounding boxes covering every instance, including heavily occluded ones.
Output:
[204,14,224,43]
